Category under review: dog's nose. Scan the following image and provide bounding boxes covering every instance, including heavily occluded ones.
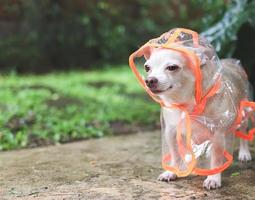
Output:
[145,77,158,88]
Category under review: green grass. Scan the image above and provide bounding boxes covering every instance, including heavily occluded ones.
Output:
[0,66,160,150]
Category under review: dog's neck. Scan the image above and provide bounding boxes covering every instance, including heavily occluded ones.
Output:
[158,90,196,112]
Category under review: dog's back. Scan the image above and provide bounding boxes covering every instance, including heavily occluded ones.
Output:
[221,58,249,100]
[202,59,249,125]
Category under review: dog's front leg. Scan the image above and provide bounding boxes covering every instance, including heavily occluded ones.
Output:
[158,127,179,182]
[203,131,224,189]
[158,110,180,182]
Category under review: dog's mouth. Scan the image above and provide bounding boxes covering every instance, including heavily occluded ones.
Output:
[151,85,173,94]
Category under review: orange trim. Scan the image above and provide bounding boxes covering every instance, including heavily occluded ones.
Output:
[235,129,255,141]
[163,150,233,176]
[234,101,255,140]
[162,154,196,177]
[129,49,164,106]
[192,76,221,115]
[193,151,233,176]
[175,110,196,176]
[167,28,181,43]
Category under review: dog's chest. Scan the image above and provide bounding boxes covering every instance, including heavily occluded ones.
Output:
[162,107,181,127]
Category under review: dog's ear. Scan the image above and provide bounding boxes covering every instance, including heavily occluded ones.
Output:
[143,47,155,60]
[200,47,215,66]
[194,46,215,67]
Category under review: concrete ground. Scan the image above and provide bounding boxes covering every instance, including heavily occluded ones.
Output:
[0,131,254,200]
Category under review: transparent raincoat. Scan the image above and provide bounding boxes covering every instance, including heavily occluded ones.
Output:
[129,28,255,177]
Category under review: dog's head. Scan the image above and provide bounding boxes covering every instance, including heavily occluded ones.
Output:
[144,47,196,103]
[129,28,218,104]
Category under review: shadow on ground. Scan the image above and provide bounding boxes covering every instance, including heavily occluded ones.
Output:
[0,131,254,200]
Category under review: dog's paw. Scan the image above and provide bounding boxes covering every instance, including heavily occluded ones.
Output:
[238,149,252,162]
[203,175,221,190]
[158,171,177,182]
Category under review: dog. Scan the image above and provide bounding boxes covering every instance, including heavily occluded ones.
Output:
[143,41,252,189]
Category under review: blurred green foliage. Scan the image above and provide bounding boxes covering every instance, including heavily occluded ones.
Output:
[0,0,228,72]
[0,0,255,151]
[202,0,255,57]
[0,66,159,150]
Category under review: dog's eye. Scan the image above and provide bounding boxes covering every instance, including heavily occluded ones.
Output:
[166,65,179,71]
[144,65,150,72]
